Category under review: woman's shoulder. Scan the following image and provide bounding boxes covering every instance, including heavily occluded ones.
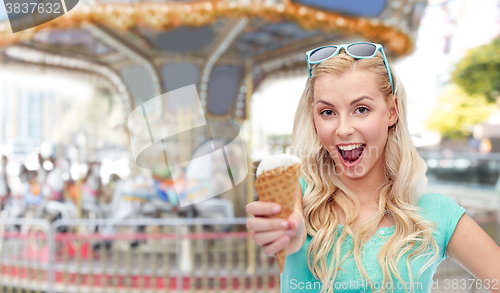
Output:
[417,192,463,211]
[418,192,467,259]
[417,192,467,222]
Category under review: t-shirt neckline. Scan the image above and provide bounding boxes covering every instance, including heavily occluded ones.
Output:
[336,224,396,244]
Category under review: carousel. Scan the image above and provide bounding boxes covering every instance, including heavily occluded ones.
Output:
[0,0,428,218]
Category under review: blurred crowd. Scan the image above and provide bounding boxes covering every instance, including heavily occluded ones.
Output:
[0,150,236,229]
[0,153,191,223]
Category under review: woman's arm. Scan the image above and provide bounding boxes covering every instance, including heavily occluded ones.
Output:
[446,213,500,292]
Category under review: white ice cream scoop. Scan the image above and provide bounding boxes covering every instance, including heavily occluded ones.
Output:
[256,154,302,177]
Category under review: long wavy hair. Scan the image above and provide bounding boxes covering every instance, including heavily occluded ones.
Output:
[290,51,439,293]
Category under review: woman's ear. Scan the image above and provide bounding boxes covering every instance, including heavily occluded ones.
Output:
[389,95,399,127]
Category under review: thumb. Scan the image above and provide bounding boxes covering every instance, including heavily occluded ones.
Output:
[287,209,303,230]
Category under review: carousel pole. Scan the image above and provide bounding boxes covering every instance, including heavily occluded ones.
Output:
[76,153,82,220]
[178,105,194,274]
[185,105,192,164]
[124,92,139,179]
[76,132,85,220]
[245,58,256,276]
[177,106,191,164]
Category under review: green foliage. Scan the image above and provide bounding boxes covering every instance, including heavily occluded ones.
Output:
[425,85,496,140]
[451,36,500,102]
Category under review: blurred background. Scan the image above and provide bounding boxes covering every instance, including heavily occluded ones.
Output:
[0,0,499,292]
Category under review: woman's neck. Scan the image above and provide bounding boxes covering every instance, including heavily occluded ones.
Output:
[338,158,388,206]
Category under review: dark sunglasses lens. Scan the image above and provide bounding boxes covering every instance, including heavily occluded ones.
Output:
[347,43,377,57]
[309,47,337,62]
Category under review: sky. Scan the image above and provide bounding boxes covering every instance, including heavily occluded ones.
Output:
[250,0,500,152]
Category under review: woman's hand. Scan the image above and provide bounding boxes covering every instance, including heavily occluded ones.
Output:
[246,186,306,257]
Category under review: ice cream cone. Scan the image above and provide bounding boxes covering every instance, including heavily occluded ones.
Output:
[254,155,302,273]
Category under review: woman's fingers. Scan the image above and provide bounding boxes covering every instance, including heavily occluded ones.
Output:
[262,235,290,256]
[246,201,281,216]
[246,217,289,232]
[246,198,305,256]
[253,229,289,246]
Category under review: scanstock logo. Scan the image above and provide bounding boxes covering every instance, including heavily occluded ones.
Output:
[2,0,78,33]
[127,84,249,207]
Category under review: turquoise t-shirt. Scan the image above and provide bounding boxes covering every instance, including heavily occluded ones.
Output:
[281,178,466,293]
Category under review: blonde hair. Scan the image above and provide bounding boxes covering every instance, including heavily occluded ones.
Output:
[290,51,439,293]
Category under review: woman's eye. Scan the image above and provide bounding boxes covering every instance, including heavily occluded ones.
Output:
[356,107,369,114]
[320,109,334,116]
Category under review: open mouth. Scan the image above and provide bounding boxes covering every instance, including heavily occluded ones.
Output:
[336,144,366,165]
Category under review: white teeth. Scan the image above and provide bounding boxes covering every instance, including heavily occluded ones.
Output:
[337,143,363,151]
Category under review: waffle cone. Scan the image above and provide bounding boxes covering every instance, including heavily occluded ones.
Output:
[254,162,302,273]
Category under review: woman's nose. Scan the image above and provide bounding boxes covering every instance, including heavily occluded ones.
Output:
[336,117,354,137]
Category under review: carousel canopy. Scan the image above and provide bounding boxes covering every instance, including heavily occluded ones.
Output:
[0,0,427,122]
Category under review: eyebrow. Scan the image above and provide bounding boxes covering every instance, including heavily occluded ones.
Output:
[316,96,374,107]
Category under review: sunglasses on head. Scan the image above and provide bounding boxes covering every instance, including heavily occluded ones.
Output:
[305,42,394,94]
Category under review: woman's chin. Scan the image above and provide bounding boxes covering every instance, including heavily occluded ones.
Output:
[332,160,365,179]
[342,170,366,179]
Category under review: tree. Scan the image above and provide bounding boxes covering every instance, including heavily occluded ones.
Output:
[451,36,500,103]
[425,85,496,140]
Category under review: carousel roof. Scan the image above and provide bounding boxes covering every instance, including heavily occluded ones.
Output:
[0,0,427,122]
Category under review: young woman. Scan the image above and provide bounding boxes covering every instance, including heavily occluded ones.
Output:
[246,43,500,293]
